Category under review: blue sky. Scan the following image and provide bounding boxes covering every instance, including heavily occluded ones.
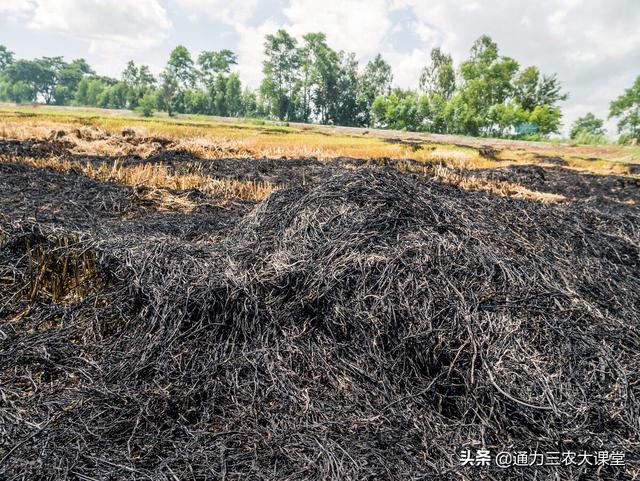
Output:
[1,0,639,136]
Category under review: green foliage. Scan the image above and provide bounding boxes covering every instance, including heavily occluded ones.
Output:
[54,59,94,105]
[609,76,640,142]
[225,73,242,117]
[357,54,392,126]
[159,70,179,116]
[96,81,129,109]
[1,80,36,103]
[513,66,568,112]
[0,34,572,139]
[137,91,157,117]
[372,89,428,132]
[570,112,606,139]
[527,105,562,135]
[333,52,360,126]
[241,88,258,117]
[419,47,455,99]
[74,77,111,106]
[260,29,300,121]
[571,130,609,145]
[167,45,195,89]
[0,55,93,105]
[3,59,55,103]
[198,50,237,84]
[0,45,14,71]
[121,61,156,109]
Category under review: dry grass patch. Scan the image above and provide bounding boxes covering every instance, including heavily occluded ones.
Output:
[2,110,637,177]
[7,156,279,203]
[22,233,103,305]
[431,164,566,203]
[1,114,485,167]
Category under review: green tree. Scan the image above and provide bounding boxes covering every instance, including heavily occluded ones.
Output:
[3,59,53,103]
[296,36,314,121]
[301,32,341,124]
[240,88,258,117]
[527,105,562,135]
[137,90,157,117]
[419,47,456,99]
[513,66,567,111]
[2,81,35,103]
[457,35,520,135]
[487,102,528,137]
[37,57,67,103]
[97,81,128,109]
[260,29,300,120]
[54,58,94,105]
[121,60,156,108]
[167,45,195,89]
[159,69,179,116]
[122,61,139,87]
[183,89,209,114]
[75,77,109,106]
[225,73,242,117]
[0,45,14,71]
[198,50,237,84]
[358,54,392,126]
[609,76,640,142]
[570,112,605,139]
[332,51,360,126]
[214,73,227,116]
[371,89,424,131]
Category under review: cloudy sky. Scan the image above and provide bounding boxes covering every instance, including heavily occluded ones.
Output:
[1,0,639,135]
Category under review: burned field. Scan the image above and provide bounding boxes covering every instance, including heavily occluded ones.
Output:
[1,124,639,480]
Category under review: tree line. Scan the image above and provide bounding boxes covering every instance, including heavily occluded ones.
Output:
[0,34,638,142]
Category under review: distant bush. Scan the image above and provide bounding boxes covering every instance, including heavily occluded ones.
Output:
[617,134,639,146]
[136,91,157,117]
[571,129,609,145]
[570,113,606,140]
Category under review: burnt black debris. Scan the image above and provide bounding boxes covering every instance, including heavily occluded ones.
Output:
[1,161,639,480]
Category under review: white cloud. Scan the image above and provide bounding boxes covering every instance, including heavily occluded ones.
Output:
[173,0,258,24]
[174,0,396,88]
[0,0,33,14]
[20,0,171,74]
[234,19,280,88]
[282,0,393,58]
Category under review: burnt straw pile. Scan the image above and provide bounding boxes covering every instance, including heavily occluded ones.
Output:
[1,169,639,480]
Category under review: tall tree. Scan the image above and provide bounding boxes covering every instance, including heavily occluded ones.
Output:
[198,50,237,79]
[296,37,314,122]
[332,51,360,126]
[241,88,258,117]
[121,60,155,108]
[260,29,300,120]
[167,45,195,89]
[3,59,54,103]
[122,61,139,87]
[159,69,179,116]
[358,54,392,126]
[513,66,567,111]
[457,35,520,135]
[609,75,640,142]
[0,45,14,71]
[54,58,93,105]
[225,73,242,117]
[302,32,340,124]
[214,73,228,116]
[419,47,456,99]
